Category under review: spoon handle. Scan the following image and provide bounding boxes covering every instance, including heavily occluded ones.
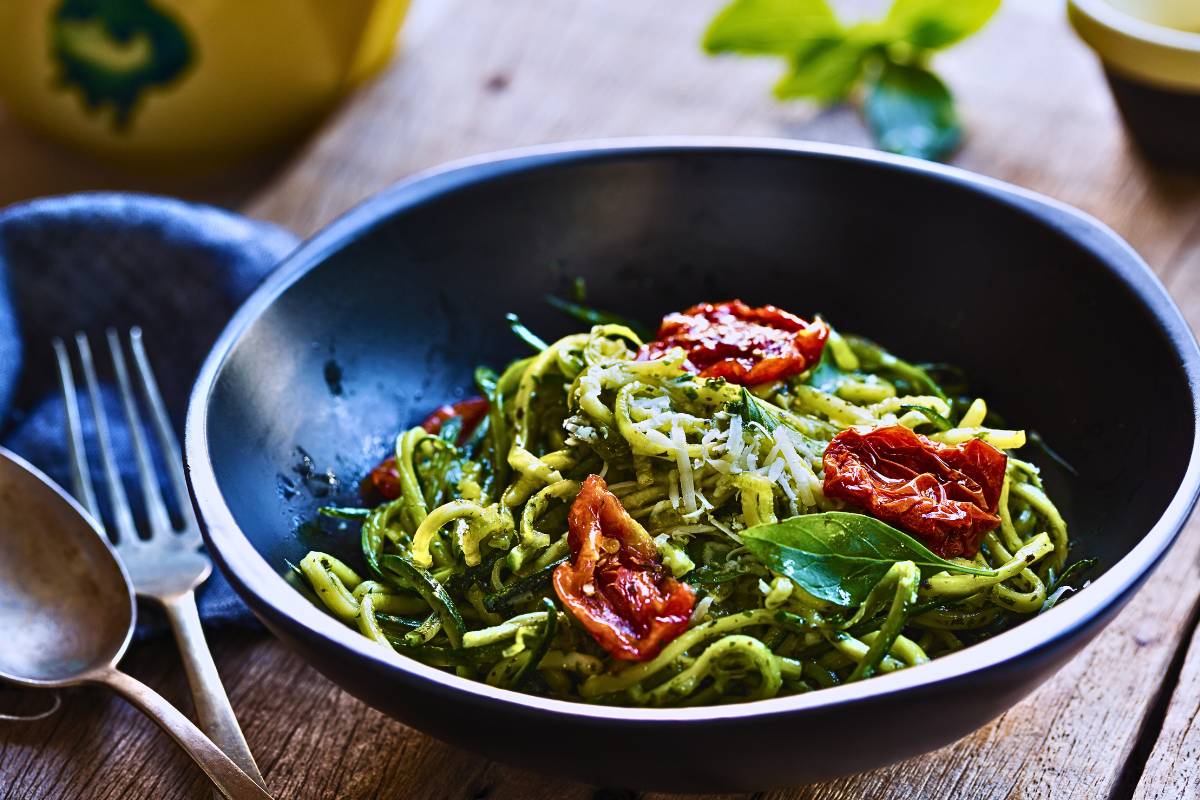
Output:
[95,667,273,800]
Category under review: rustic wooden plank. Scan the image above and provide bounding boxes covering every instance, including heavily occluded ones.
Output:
[0,633,211,800]
[1133,618,1200,800]
[5,0,1200,798]
[1131,231,1200,800]
[0,633,586,800]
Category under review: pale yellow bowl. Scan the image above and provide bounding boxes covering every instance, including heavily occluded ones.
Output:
[1069,0,1200,164]
[0,0,409,166]
[1069,0,1200,91]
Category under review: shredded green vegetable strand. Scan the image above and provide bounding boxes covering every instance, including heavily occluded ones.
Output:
[297,315,1074,706]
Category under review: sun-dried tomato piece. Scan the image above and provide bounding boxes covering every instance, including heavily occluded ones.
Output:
[553,475,695,661]
[637,300,828,386]
[419,396,489,442]
[822,425,1007,559]
[361,397,490,502]
[363,457,404,502]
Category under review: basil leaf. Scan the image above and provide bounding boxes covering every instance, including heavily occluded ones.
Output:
[727,386,780,432]
[805,342,855,394]
[704,0,841,56]
[774,31,880,102]
[865,60,961,161]
[885,0,1001,50]
[741,511,995,606]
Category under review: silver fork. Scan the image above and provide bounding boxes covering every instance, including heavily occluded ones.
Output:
[53,328,267,794]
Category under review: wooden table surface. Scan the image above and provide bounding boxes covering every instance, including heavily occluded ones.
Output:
[5,0,1200,798]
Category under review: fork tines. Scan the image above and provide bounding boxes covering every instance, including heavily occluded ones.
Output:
[52,328,199,548]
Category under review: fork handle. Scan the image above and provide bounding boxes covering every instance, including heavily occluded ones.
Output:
[162,590,268,792]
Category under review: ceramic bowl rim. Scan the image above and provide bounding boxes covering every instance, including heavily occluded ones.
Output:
[1070,0,1200,51]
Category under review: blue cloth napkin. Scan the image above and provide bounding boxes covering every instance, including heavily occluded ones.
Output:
[0,192,298,636]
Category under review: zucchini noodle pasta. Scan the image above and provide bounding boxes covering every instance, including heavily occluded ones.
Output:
[293,300,1083,707]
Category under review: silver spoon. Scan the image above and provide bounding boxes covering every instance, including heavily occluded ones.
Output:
[0,447,272,800]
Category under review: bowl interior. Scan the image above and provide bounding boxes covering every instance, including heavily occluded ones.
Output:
[204,146,1193,648]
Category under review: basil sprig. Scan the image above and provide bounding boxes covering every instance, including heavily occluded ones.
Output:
[703,0,1001,161]
[741,511,995,606]
[864,60,961,163]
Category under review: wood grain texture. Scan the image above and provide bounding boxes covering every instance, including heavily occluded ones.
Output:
[1134,619,1200,800]
[3,0,1200,798]
[1132,229,1200,800]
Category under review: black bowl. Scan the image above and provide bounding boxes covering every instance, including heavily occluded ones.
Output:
[185,139,1200,791]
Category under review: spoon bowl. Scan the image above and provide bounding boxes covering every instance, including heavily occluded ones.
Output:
[0,447,271,800]
[0,449,132,686]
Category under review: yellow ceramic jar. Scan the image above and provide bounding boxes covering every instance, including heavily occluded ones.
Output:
[0,0,409,166]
